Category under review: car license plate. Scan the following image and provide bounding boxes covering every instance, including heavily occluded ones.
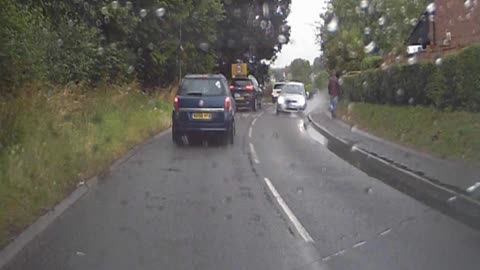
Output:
[192,112,212,120]
[234,93,244,100]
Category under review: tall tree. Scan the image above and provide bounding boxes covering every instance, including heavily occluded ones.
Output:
[289,58,312,85]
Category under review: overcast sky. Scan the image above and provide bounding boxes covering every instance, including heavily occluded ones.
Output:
[273,0,326,67]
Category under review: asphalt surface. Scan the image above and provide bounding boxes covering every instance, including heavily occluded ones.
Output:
[4,96,480,270]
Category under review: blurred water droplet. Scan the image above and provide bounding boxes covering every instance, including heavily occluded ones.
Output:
[378,16,386,26]
[156,8,166,18]
[126,1,133,10]
[263,3,270,17]
[365,187,373,194]
[198,42,209,52]
[327,16,339,32]
[351,144,359,152]
[396,88,405,97]
[410,18,417,26]
[68,19,74,27]
[435,57,443,66]
[127,66,135,74]
[104,16,110,24]
[101,6,108,15]
[408,97,415,105]
[362,81,368,89]
[260,20,267,29]
[83,2,89,11]
[57,39,63,47]
[140,9,148,18]
[364,27,371,35]
[465,0,473,9]
[380,62,388,70]
[233,8,241,18]
[360,0,369,9]
[426,3,436,13]
[278,34,287,44]
[448,196,457,202]
[364,41,376,54]
[296,187,304,194]
[97,47,104,55]
[407,55,418,65]
[338,77,344,86]
[111,1,119,10]
[148,43,154,50]
[466,182,480,193]
[348,103,354,112]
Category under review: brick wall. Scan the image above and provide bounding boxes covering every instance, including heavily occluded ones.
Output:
[434,0,480,48]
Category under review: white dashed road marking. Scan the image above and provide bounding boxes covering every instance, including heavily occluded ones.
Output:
[263,177,314,243]
[248,127,253,138]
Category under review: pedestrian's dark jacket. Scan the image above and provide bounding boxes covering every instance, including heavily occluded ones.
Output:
[328,76,341,97]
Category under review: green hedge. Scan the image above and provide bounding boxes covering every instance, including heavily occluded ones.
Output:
[342,45,480,112]
[360,56,383,70]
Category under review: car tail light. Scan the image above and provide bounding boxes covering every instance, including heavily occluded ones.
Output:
[229,85,235,91]
[225,97,231,111]
[245,85,254,91]
[174,96,179,112]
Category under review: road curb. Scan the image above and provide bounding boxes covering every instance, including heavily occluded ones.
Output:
[0,128,171,269]
[307,114,480,230]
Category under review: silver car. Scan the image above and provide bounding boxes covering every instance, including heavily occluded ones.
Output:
[276,82,307,114]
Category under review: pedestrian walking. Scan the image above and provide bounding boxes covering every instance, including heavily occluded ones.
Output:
[328,70,341,118]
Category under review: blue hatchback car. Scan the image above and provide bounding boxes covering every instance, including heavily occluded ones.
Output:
[172,74,236,145]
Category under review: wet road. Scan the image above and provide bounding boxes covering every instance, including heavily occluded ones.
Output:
[4,96,480,270]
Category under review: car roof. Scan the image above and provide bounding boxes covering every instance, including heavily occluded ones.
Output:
[184,74,226,80]
[285,82,304,86]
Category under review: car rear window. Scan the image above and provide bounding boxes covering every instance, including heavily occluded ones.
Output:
[179,78,226,96]
[231,79,252,87]
[283,84,305,94]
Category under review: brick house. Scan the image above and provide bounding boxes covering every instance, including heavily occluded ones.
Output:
[408,0,480,57]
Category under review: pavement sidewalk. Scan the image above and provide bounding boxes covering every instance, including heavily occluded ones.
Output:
[308,94,480,201]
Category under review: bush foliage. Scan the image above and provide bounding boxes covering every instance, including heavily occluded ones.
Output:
[342,45,480,112]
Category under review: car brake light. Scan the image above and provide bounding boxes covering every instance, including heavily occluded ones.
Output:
[174,96,179,112]
[245,85,254,91]
[225,97,231,111]
[229,85,235,91]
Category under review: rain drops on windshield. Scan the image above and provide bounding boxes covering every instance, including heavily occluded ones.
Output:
[326,16,339,32]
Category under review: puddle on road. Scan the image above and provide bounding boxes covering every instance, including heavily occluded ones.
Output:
[306,124,329,146]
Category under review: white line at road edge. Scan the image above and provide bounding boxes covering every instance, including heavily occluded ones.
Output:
[249,143,260,164]
[263,177,314,243]
[248,127,253,138]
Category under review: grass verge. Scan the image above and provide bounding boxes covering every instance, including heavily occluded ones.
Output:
[0,83,172,248]
[337,101,480,163]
